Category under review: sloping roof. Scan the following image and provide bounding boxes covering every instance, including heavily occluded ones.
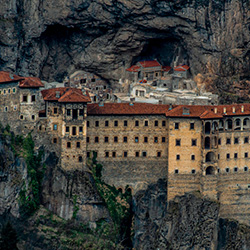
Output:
[41,87,91,103]
[174,65,190,71]
[87,103,170,115]
[138,60,161,68]
[126,65,140,72]
[0,71,23,83]
[19,77,44,88]
[162,66,172,72]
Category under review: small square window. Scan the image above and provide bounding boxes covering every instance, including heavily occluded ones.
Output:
[114,120,118,127]
[154,137,158,143]
[123,136,128,143]
[104,137,109,143]
[31,95,36,102]
[114,136,118,143]
[76,142,81,148]
[79,109,84,116]
[190,123,194,130]
[95,137,99,143]
[191,155,195,160]
[234,167,238,172]
[135,151,140,157]
[162,121,166,127]
[105,121,109,127]
[112,152,116,158]
[218,168,220,173]
[22,95,27,102]
[218,138,221,145]
[245,152,248,158]
[124,120,127,127]
[31,115,35,120]
[95,121,99,127]
[105,152,109,158]
[67,109,71,116]
[175,123,179,130]
[142,151,147,157]
[234,153,238,159]
[176,155,180,160]
[53,124,57,131]
[154,121,158,127]
[157,152,161,157]
[87,152,90,158]
[144,137,148,143]
[226,138,231,144]
[53,138,57,144]
[79,156,83,162]
[192,139,197,146]
[175,169,179,174]
[162,137,166,143]
[66,126,69,133]
[234,138,239,144]
[244,166,248,172]
[87,121,90,127]
[245,137,249,144]
[218,154,220,159]
[135,120,139,127]
[86,137,89,143]
[79,126,83,133]
[135,137,139,143]
[54,108,58,114]
[144,120,148,127]
[67,142,71,148]
[226,168,230,173]
[227,153,230,159]
[176,139,181,146]
[123,151,128,157]
[191,169,196,174]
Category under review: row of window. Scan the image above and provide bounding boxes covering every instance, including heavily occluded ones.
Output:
[20,114,36,120]
[66,141,81,148]
[218,137,249,145]
[22,94,36,102]
[175,139,197,146]
[174,122,195,130]
[87,136,166,143]
[65,155,84,162]
[85,151,162,158]
[176,154,196,160]
[0,88,16,95]
[3,105,17,112]
[87,120,166,128]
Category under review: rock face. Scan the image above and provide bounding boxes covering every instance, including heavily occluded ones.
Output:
[0,0,250,92]
[134,184,250,250]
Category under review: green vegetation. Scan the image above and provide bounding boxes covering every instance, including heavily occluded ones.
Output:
[72,195,79,219]
[88,153,133,248]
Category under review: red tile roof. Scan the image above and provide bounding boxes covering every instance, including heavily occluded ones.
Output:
[87,103,170,115]
[174,65,190,71]
[0,71,23,83]
[41,87,91,103]
[138,60,161,68]
[162,66,172,72]
[126,65,140,72]
[19,77,44,88]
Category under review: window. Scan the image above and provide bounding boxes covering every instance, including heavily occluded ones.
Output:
[124,120,128,127]
[135,120,139,127]
[123,151,128,157]
[95,137,99,143]
[192,139,197,146]
[191,155,195,160]
[226,167,230,173]
[135,151,139,157]
[54,108,58,114]
[154,121,158,127]
[53,124,57,131]
[87,121,90,127]
[244,166,248,172]
[20,115,23,120]
[72,126,76,135]
[162,121,166,127]
[154,137,158,143]
[105,152,109,158]
[8,89,10,94]
[66,126,69,133]
[135,137,139,143]
[95,121,99,127]
[13,88,16,93]
[234,167,238,172]
[176,154,180,160]
[114,136,118,143]
[91,78,96,82]
[144,137,148,143]
[122,136,127,143]
[79,156,83,162]
[175,123,179,130]
[31,95,36,102]
[86,137,89,143]
[76,142,80,148]
[190,123,194,130]
[191,169,196,174]
[226,138,231,144]
[87,152,90,158]
[142,151,147,157]
[22,95,27,102]
[67,109,71,116]
[53,138,57,144]
[245,137,249,143]
[176,139,181,146]
[227,153,230,159]
[79,109,84,116]
[234,138,239,144]
[218,138,221,145]
[67,142,71,148]
[175,169,179,174]
[4,107,8,112]
[112,152,116,158]
[218,168,220,173]
[162,137,166,143]
[144,120,148,127]
[218,154,220,159]
[104,137,109,143]
[31,115,35,120]
[79,126,83,133]
[105,121,109,127]
[234,153,238,159]
[245,152,248,158]
[157,152,161,157]
[114,120,118,127]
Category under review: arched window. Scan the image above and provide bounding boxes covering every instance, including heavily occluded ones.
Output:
[212,121,218,133]
[219,120,224,131]
[206,166,215,175]
[78,156,83,162]
[205,152,215,162]
[226,119,233,130]
[205,137,210,149]
[205,122,211,134]
[243,118,250,130]
[234,119,241,130]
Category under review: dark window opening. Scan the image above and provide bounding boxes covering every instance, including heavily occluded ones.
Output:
[144,121,148,126]
[95,121,99,127]
[23,95,27,102]
[206,166,215,175]
[190,123,194,130]
[114,136,118,143]
[73,109,78,120]
[144,137,148,143]
[176,139,181,146]
[155,121,158,127]
[54,108,58,114]
[175,123,179,130]
[176,155,180,160]
[76,142,80,148]
[31,95,36,102]
[123,136,128,143]
[105,121,109,127]
[124,120,127,127]
[114,120,118,127]
[104,137,109,143]
[79,156,83,162]
[72,126,76,135]
[135,120,139,127]
[67,142,71,148]
[95,137,99,143]
[53,138,57,144]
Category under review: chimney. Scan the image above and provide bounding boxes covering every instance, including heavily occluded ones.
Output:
[241,105,244,113]
[129,97,135,106]
[99,99,104,107]
[214,107,217,114]
[232,107,236,113]
[169,103,173,110]
[56,91,60,98]
[183,107,190,115]
[223,107,226,114]
[159,100,163,105]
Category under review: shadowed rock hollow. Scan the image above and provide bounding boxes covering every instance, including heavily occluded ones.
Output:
[1,0,250,98]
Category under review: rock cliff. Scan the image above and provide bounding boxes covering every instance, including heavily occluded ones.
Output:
[1,0,250,100]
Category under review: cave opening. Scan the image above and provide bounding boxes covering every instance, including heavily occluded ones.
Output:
[132,38,189,68]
